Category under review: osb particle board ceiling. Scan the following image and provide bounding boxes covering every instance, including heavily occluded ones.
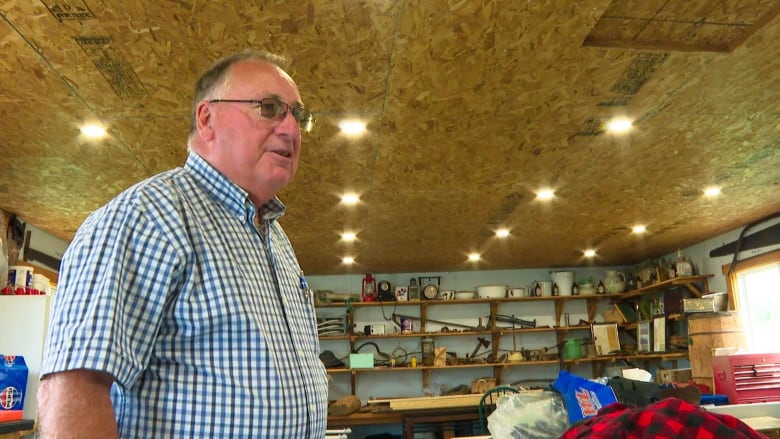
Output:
[1,0,778,275]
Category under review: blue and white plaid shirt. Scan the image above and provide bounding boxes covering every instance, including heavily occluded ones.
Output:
[42,151,328,438]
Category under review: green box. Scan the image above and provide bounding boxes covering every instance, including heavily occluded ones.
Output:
[349,353,374,369]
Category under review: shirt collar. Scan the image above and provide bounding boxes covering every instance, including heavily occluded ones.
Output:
[184,151,287,225]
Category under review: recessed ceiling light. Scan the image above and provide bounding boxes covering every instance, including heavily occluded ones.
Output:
[342,256,354,265]
[338,119,367,136]
[341,232,357,242]
[605,117,633,133]
[495,228,510,238]
[583,249,596,258]
[467,253,481,262]
[341,193,360,205]
[536,189,555,200]
[703,186,721,197]
[632,225,647,234]
[80,124,106,138]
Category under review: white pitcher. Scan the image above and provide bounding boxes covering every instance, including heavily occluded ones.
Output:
[604,270,626,293]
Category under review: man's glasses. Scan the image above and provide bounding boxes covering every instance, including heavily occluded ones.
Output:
[208,97,315,132]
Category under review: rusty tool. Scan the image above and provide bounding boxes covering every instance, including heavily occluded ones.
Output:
[495,314,536,328]
[469,337,490,358]
[392,313,479,331]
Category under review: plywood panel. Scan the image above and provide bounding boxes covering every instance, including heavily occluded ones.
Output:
[0,0,778,274]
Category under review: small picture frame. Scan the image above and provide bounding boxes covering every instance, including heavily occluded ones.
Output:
[395,286,409,301]
[653,316,666,352]
[637,320,652,353]
[592,322,620,356]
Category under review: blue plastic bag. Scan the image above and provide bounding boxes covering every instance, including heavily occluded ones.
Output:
[0,355,28,421]
[551,370,618,425]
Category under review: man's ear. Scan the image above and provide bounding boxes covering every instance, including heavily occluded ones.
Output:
[195,101,215,140]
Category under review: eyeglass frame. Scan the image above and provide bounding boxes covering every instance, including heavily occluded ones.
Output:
[207,97,315,132]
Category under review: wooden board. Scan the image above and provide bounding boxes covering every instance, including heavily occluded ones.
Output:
[743,416,780,433]
[368,394,483,411]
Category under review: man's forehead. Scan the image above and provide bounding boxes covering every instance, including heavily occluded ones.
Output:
[229,61,300,99]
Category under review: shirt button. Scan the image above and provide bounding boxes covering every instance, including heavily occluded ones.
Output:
[310,404,316,412]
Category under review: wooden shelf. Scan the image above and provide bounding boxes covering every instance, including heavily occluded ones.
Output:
[616,275,713,300]
[340,360,561,372]
[351,330,493,339]
[563,352,689,364]
[496,326,557,335]
[346,363,495,372]
[316,293,625,309]
[318,283,699,399]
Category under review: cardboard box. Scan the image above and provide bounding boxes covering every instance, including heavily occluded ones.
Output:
[656,368,692,384]
[0,355,28,422]
[349,353,374,369]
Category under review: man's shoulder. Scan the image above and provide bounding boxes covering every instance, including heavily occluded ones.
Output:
[119,167,197,205]
[81,168,192,226]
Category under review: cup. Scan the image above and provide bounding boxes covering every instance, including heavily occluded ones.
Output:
[439,290,455,300]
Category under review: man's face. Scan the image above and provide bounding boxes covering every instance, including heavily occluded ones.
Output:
[198,60,304,205]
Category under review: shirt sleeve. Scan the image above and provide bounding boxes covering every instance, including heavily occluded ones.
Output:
[41,188,183,389]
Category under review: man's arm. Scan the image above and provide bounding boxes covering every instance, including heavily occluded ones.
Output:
[38,369,119,439]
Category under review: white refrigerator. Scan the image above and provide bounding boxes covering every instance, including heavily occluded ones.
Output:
[0,295,52,421]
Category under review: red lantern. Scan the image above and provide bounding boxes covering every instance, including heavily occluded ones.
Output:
[361,273,377,302]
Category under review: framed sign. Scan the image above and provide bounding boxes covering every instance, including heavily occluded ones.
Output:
[395,286,409,301]
[637,320,652,353]
[653,316,667,352]
[592,322,620,355]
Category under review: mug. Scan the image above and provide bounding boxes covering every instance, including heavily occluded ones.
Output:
[508,287,527,297]
[439,290,455,300]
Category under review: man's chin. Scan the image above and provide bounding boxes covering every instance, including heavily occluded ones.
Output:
[264,174,293,193]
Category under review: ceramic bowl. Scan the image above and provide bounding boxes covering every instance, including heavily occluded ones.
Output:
[476,285,507,299]
[454,290,475,300]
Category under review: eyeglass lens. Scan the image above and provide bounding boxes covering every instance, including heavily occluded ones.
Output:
[258,98,313,125]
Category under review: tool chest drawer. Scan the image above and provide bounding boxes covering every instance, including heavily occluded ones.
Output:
[713,352,780,404]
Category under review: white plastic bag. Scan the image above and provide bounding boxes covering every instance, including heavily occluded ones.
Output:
[487,390,569,439]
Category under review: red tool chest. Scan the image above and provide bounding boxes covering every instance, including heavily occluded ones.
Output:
[712,352,780,404]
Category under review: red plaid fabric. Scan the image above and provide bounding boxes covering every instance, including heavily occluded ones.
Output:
[561,398,768,439]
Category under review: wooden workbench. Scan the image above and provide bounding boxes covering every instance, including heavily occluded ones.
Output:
[329,405,480,439]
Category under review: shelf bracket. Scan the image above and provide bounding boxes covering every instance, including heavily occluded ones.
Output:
[554,300,564,326]
[586,299,598,322]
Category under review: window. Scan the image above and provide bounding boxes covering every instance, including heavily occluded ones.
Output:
[724,249,780,352]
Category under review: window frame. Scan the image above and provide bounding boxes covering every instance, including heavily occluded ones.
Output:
[722,248,780,351]
[722,248,780,311]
